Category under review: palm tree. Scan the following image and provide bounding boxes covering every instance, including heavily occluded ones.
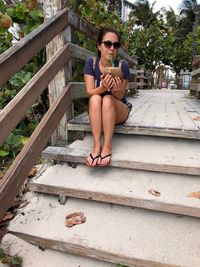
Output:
[178,0,198,37]
[165,7,180,30]
[129,0,159,28]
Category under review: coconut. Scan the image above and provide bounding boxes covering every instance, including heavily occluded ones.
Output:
[104,67,122,79]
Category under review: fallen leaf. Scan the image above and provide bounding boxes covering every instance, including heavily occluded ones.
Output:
[187,191,200,199]
[65,212,86,227]
[193,116,200,121]
[28,167,37,177]
[148,189,161,197]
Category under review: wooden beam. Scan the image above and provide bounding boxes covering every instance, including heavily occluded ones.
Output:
[0,8,69,86]
[128,82,137,89]
[71,82,88,100]
[0,84,72,222]
[191,68,200,77]
[67,10,138,66]
[70,43,95,60]
[68,9,98,41]
[44,0,72,145]
[70,81,137,100]
[0,43,70,146]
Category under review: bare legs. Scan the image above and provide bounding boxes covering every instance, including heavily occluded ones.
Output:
[86,94,129,167]
[86,95,102,167]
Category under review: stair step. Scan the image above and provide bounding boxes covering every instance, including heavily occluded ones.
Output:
[8,193,200,267]
[42,134,200,176]
[1,234,116,267]
[29,164,200,218]
[68,112,200,140]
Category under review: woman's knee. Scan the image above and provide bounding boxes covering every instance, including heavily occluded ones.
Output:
[89,95,102,108]
[102,95,114,110]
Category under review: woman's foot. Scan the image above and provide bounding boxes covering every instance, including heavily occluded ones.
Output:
[99,153,112,167]
[98,146,112,167]
[86,146,101,167]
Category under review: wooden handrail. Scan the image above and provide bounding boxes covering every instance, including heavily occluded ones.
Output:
[0,8,137,87]
[0,43,70,146]
[0,8,68,86]
[0,84,71,221]
[192,55,200,67]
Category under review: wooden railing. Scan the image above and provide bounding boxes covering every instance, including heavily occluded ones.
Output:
[136,69,151,89]
[0,7,137,221]
[190,55,200,97]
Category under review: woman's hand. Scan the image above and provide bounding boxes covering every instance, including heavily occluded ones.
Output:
[112,77,123,92]
[101,74,113,91]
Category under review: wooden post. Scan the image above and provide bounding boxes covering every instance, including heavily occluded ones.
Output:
[43,0,73,145]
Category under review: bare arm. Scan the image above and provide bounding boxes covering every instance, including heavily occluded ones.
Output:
[111,77,128,100]
[84,74,113,97]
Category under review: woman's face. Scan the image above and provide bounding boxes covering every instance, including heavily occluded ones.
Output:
[98,32,120,61]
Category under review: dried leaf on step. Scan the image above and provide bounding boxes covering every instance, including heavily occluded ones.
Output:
[2,212,14,222]
[65,212,86,227]
[148,189,161,197]
[192,116,200,121]
[28,167,37,177]
[187,191,200,199]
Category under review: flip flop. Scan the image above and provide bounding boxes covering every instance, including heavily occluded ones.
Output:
[86,153,100,167]
[99,153,112,167]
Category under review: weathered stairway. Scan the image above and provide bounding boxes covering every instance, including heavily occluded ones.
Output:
[7,90,200,267]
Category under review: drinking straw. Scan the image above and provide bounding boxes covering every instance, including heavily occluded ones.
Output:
[110,54,114,67]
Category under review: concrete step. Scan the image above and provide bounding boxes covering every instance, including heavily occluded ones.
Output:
[8,192,200,267]
[29,164,200,218]
[1,233,116,267]
[42,134,200,176]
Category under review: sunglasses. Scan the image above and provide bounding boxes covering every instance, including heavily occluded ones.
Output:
[101,40,121,49]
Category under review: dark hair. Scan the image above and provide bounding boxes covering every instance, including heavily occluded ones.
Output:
[96,27,121,58]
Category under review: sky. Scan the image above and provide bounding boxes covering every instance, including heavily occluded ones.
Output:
[128,0,183,14]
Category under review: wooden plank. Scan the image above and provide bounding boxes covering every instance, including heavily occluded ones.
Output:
[8,195,200,267]
[70,82,136,100]
[192,55,200,67]
[0,43,70,146]
[174,99,198,131]
[0,8,68,86]
[129,94,154,126]
[191,68,200,76]
[67,121,200,139]
[67,10,98,41]
[70,43,95,61]
[150,95,167,128]
[29,164,200,218]
[127,82,137,89]
[71,82,88,100]
[44,0,71,145]
[165,95,183,129]
[0,84,71,222]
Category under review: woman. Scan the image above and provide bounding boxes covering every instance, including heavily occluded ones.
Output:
[84,27,131,167]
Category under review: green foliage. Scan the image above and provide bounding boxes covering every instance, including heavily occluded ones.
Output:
[0,247,22,266]
[0,1,45,170]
